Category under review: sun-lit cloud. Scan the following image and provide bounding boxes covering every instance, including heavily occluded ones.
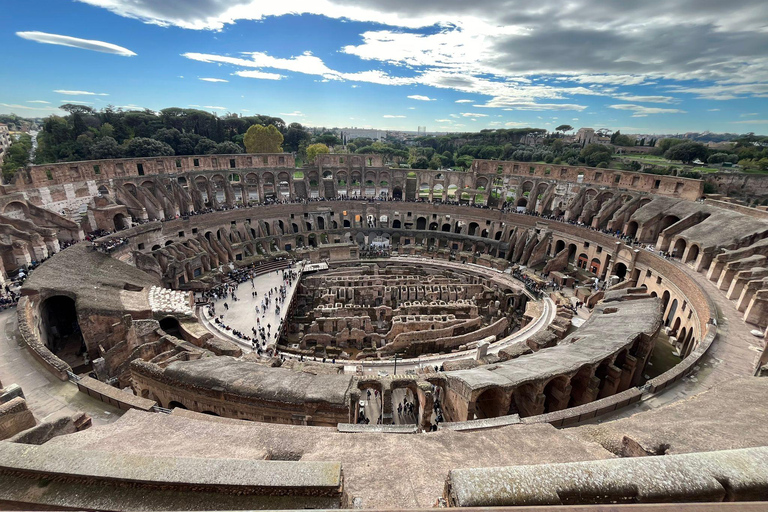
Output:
[27,100,50,104]
[17,31,136,56]
[199,77,228,82]
[383,115,406,118]
[54,90,108,96]
[280,111,305,117]
[234,70,284,80]
[407,95,435,101]
[455,99,473,103]
[608,104,686,117]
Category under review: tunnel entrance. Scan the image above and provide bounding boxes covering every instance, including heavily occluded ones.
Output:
[42,296,90,373]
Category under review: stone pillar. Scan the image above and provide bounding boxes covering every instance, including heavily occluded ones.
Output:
[382,384,393,424]
[597,364,622,399]
[617,354,638,392]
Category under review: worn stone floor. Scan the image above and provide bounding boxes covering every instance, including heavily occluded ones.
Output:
[0,309,123,425]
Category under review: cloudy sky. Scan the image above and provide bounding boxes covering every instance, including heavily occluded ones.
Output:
[3,0,768,133]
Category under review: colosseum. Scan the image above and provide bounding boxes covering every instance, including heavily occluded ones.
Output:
[0,152,767,509]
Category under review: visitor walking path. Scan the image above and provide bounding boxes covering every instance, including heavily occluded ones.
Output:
[0,309,123,425]
[200,262,304,353]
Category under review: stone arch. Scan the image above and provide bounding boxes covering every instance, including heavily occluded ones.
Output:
[614,262,628,280]
[625,221,638,239]
[114,213,129,230]
[98,185,109,196]
[673,238,687,259]
[168,401,187,410]
[416,217,427,230]
[474,387,508,419]
[468,222,479,236]
[665,298,679,327]
[159,317,181,337]
[685,243,700,263]
[41,295,86,368]
[392,186,403,200]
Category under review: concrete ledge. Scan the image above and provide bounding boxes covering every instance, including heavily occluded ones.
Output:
[445,446,768,507]
[337,423,418,434]
[522,388,644,427]
[440,414,521,431]
[77,376,156,412]
[0,441,344,509]
[0,398,35,441]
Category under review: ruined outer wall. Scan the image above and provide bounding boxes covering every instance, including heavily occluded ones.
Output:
[473,159,704,200]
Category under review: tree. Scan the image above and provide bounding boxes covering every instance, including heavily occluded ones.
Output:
[90,136,122,159]
[580,144,613,167]
[214,141,243,154]
[244,124,283,153]
[283,123,311,152]
[555,124,573,134]
[455,154,473,169]
[194,137,218,155]
[123,137,174,158]
[306,143,330,163]
[1,133,33,182]
[411,156,429,169]
[428,154,442,170]
[664,141,708,164]
[613,133,635,146]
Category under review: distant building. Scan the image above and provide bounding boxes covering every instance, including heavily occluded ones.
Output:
[340,128,387,143]
[0,124,11,161]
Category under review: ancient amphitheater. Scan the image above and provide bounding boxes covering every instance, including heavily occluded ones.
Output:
[0,152,767,510]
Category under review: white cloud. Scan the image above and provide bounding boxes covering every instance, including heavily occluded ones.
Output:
[435,119,452,122]
[204,105,227,110]
[455,99,473,103]
[730,119,768,124]
[612,93,676,104]
[740,112,758,116]
[708,108,720,111]
[27,100,51,104]
[608,104,686,117]
[280,111,305,117]
[17,31,135,56]
[504,121,530,127]
[234,70,284,80]
[61,100,94,105]
[0,103,61,111]
[383,115,406,118]
[460,112,488,117]
[199,77,229,82]
[54,90,108,96]
[407,95,435,101]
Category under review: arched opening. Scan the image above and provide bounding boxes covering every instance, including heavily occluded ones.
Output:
[590,258,601,274]
[577,253,589,270]
[114,213,129,230]
[665,299,679,327]
[201,411,220,416]
[625,221,638,239]
[614,262,628,280]
[429,222,438,231]
[554,240,565,255]
[98,185,109,196]
[543,377,570,413]
[317,217,325,230]
[441,223,451,232]
[159,317,181,337]
[685,244,700,264]
[516,197,528,207]
[416,217,427,230]
[468,222,479,236]
[392,187,403,200]
[474,387,508,419]
[168,401,187,410]
[41,296,89,372]
[151,244,161,251]
[673,238,687,259]
[392,220,401,229]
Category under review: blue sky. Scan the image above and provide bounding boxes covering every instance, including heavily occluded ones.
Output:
[2,0,767,134]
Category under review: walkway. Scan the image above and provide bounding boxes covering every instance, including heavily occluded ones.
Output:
[580,258,765,424]
[0,309,122,426]
[201,263,303,353]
